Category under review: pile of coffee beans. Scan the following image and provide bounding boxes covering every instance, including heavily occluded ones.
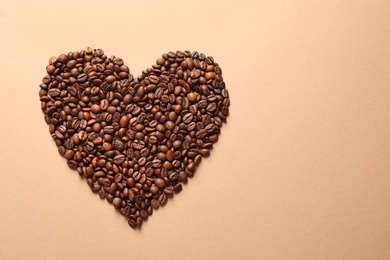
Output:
[39,47,230,228]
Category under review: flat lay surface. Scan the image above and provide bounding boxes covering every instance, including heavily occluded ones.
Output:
[0,0,389,259]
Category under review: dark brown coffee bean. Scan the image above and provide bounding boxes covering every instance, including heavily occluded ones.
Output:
[92,183,101,193]
[112,139,124,151]
[173,184,182,193]
[67,160,78,170]
[200,149,210,157]
[209,134,219,143]
[128,219,136,228]
[141,210,148,219]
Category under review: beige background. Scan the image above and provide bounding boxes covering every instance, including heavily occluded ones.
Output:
[0,0,389,259]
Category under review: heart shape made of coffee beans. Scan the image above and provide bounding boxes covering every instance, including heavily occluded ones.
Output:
[39,47,230,229]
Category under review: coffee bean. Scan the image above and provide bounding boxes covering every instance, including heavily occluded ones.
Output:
[196,129,207,139]
[90,104,100,114]
[151,199,159,209]
[200,148,210,157]
[155,178,166,189]
[158,193,168,205]
[113,198,121,208]
[109,182,117,194]
[119,115,129,128]
[103,126,115,134]
[39,48,229,229]
[64,150,74,160]
[48,88,60,97]
[57,54,68,64]
[183,113,193,124]
[163,161,172,170]
[164,186,174,196]
[141,210,148,219]
[128,219,136,228]
[194,154,202,165]
[179,171,188,183]
[173,184,182,193]
[67,160,78,170]
[92,183,101,193]
[165,121,175,131]
[133,171,141,181]
[149,75,159,84]
[187,162,196,171]
[113,154,125,165]
[77,73,87,82]
[98,189,106,199]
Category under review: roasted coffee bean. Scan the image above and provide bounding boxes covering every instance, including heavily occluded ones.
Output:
[196,129,207,139]
[91,104,100,114]
[173,183,182,193]
[48,88,60,97]
[194,154,202,165]
[183,113,193,124]
[67,160,78,170]
[39,48,229,229]
[92,183,101,193]
[64,150,74,160]
[151,199,159,209]
[159,193,168,205]
[113,154,125,165]
[155,178,166,189]
[98,189,106,199]
[164,186,174,196]
[112,139,124,151]
[128,219,136,228]
[103,126,115,134]
[113,198,121,208]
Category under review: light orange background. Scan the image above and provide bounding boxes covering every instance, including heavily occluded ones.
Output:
[0,0,389,259]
